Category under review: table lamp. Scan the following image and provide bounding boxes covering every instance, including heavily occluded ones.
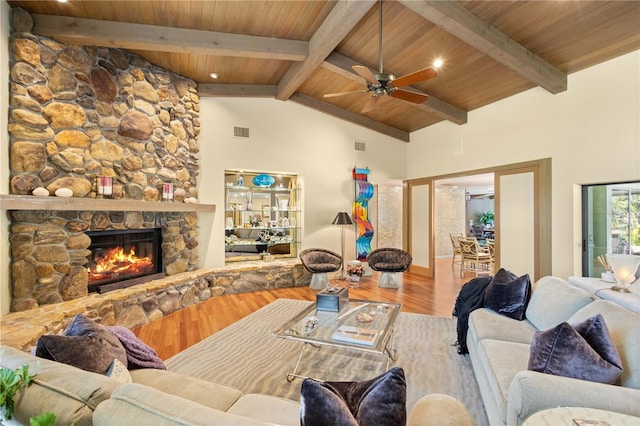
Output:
[607,254,640,292]
[332,212,353,281]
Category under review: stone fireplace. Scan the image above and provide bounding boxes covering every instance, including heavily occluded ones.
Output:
[2,10,310,349]
[7,10,201,312]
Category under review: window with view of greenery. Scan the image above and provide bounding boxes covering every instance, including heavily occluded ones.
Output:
[582,181,640,277]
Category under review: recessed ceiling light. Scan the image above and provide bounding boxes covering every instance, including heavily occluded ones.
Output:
[210,72,219,79]
[433,59,443,69]
[57,0,68,3]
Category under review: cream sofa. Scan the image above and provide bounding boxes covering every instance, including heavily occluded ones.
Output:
[1,344,450,425]
[466,276,640,425]
[1,345,301,426]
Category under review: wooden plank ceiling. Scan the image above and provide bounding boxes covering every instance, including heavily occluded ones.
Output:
[7,0,640,142]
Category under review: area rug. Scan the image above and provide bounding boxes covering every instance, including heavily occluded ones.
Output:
[165,298,489,425]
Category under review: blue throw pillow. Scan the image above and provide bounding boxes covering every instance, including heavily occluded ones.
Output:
[528,314,623,384]
[300,367,406,426]
[483,268,531,320]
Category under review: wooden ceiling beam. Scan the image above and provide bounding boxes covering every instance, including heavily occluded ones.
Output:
[276,0,376,101]
[322,52,467,125]
[290,93,410,142]
[30,14,308,61]
[400,1,567,94]
[198,84,410,141]
[199,84,276,98]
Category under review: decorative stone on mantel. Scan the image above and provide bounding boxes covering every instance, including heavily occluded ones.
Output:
[1,260,312,351]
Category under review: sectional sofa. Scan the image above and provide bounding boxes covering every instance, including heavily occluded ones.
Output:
[467,276,640,425]
[1,344,302,425]
[1,343,448,425]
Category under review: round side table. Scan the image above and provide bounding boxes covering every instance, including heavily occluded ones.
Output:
[524,407,640,426]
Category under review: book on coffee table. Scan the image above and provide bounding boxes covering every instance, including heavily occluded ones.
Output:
[331,325,378,346]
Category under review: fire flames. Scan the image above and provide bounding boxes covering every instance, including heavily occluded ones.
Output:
[88,246,153,282]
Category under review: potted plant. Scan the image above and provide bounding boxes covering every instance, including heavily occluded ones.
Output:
[0,364,55,426]
[478,212,495,227]
[346,262,364,282]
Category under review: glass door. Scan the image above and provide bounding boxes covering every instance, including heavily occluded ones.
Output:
[582,181,640,277]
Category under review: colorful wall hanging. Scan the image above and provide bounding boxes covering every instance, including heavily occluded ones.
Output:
[353,167,374,261]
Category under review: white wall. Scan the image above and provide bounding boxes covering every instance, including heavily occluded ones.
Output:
[197,98,408,267]
[407,51,640,279]
[1,1,11,314]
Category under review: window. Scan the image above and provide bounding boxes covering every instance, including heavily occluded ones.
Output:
[582,181,640,277]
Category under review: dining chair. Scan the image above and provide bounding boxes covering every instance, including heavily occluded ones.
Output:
[449,233,463,268]
[458,237,492,277]
[471,225,485,242]
[486,239,495,273]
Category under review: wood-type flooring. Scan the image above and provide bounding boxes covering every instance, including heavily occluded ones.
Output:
[134,257,470,360]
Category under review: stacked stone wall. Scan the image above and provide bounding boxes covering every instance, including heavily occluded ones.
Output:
[7,10,201,311]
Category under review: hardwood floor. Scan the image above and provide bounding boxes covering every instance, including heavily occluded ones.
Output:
[133,257,469,360]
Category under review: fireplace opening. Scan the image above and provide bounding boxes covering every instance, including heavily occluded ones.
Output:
[86,228,163,293]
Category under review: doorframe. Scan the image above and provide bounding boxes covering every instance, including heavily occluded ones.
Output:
[405,158,552,281]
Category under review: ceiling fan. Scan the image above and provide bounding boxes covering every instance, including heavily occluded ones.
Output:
[323,0,439,113]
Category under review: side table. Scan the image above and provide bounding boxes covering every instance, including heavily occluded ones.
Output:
[523,407,640,425]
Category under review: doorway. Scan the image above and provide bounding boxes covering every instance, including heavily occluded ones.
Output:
[434,173,494,261]
[405,158,551,281]
[581,181,640,277]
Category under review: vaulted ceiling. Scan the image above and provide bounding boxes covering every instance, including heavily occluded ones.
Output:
[7,0,640,141]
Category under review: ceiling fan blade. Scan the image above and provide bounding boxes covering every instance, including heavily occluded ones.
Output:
[392,67,438,88]
[361,95,380,113]
[323,90,367,98]
[352,65,380,85]
[391,89,429,104]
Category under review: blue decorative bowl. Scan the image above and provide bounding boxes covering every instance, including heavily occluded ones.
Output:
[252,174,275,187]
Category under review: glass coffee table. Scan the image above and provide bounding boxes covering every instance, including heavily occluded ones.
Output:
[272,299,402,381]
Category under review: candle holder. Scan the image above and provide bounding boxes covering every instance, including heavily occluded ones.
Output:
[162,183,174,202]
[96,176,113,199]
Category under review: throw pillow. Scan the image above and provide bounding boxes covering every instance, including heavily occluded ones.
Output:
[528,314,623,384]
[300,367,406,426]
[106,358,132,384]
[483,268,531,320]
[107,325,166,370]
[36,314,127,374]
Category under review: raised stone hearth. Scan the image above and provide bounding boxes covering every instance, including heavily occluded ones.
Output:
[1,260,311,351]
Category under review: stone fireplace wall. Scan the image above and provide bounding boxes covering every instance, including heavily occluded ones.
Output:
[7,11,201,311]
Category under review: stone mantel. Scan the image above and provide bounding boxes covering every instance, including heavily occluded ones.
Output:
[0,194,215,213]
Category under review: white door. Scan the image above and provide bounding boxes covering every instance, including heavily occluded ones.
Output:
[408,180,433,277]
[497,171,535,277]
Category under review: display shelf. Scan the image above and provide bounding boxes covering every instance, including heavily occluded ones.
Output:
[224,170,301,262]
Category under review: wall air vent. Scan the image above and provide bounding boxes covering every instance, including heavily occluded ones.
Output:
[354,141,366,151]
[234,126,250,138]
